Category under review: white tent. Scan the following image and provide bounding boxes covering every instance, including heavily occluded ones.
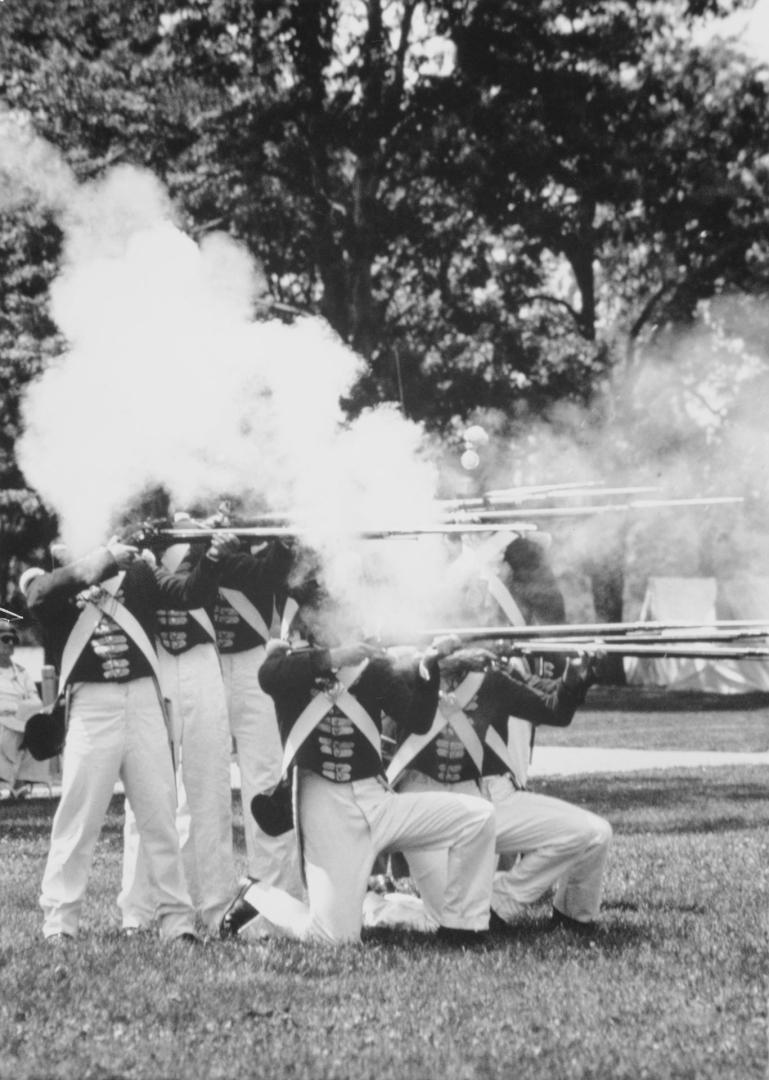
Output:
[625,576,769,693]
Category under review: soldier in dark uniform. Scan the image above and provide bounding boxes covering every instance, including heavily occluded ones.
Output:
[27,532,232,942]
[219,624,497,946]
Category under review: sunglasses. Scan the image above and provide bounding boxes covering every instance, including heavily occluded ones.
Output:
[0,634,17,644]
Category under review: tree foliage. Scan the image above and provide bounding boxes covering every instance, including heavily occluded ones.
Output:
[2,0,769,636]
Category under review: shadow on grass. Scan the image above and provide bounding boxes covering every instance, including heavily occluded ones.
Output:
[538,770,769,835]
[602,898,706,914]
[362,918,651,953]
[584,685,769,712]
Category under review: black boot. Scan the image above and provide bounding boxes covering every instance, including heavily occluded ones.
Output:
[435,926,490,949]
[219,878,260,939]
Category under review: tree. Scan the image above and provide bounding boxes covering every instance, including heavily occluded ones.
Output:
[2,0,769,665]
[0,205,61,606]
[407,1,769,672]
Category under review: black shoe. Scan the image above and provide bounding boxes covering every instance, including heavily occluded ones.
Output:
[488,909,514,933]
[172,932,201,946]
[435,926,490,949]
[219,878,260,939]
[549,908,599,939]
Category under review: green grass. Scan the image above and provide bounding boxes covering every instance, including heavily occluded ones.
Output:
[1,705,768,1080]
[536,690,769,752]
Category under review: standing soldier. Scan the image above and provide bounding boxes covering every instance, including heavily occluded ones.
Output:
[26,532,232,943]
[212,538,303,894]
[120,533,237,936]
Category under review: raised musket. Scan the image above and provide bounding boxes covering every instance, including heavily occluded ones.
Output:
[487,485,661,503]
[438,482,602,511]
[507,641,769,661]
[132,520,540,547]
[436,482,659,511]
[441,495,744,523]
[408,620,769,641]
[517,629,769,645]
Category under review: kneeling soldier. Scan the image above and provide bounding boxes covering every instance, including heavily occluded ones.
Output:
[387,645,612,936]
[219,626,496,946]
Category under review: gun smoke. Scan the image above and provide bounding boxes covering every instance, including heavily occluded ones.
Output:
[3,113,470,636]
[5,109,769,636]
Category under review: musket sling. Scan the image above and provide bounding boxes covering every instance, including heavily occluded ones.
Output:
[161,545,217,640]
[66,576,176,769]
[386,671,485,785]
[280,661,378,778]
[219,587,272,643]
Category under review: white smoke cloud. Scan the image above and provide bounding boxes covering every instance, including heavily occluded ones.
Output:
[5,115,463,635]
[460,313,769,621]
[12,112,765,637]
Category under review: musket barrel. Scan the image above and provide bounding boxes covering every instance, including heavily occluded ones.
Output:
[147,521,540,544]
[411,620,769,640]
[510,642,769,660]
[438,481,602,510]
[140,492,743,541]
[526,629,769,644]
[443,496,744,522]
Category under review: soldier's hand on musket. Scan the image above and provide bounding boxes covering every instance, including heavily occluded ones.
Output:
[106,538,140,569]
[417,634,462,680]
[328,643,377,668]
[429,634,463,658]
[206,530,240,562]
[563,647,606,687]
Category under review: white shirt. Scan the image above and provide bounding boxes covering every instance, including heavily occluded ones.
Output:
[0,662,40,733]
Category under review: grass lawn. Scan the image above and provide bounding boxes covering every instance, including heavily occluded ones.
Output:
[536,686,769,753]
[1,702,767,1080]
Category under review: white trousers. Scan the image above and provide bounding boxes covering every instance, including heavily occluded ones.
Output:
[0,725,24,787]
[120,644,236,931]
[40,678,196,939]
[241,770,496,944]
[221,647,302,895]
[399,770,612,924]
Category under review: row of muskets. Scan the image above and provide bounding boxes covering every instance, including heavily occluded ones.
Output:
[126,482,769,663]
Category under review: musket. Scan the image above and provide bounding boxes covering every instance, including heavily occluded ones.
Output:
[484,481,606,500]
[506,641,769,661]
[151,492,738,537]
[441,496,744,523]
[518,629,769,645]
[141,493,741,539]
[131,520,540,547]
[409,620,769,641]
[437,483,657,511]
[487,485,661,503]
